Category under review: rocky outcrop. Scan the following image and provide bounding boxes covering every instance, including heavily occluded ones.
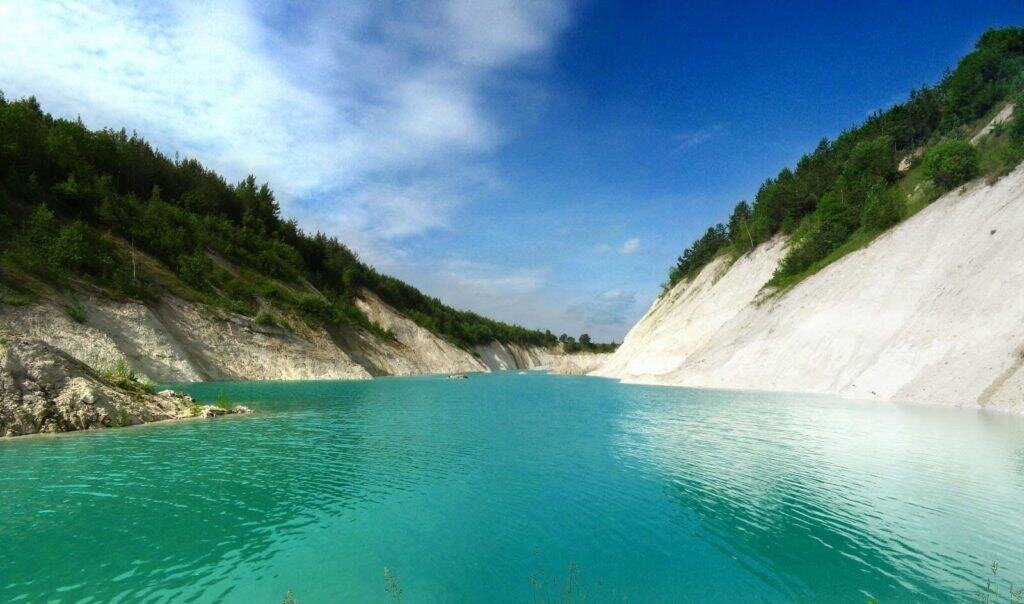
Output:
[0,334,194,436]
[596,164,1024,413]
[0,294,372,383]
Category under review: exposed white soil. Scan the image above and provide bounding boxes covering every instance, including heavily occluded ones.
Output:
[971,102,1016,144]
[354,290,489,375]
[0,294,372,383]
[474,341,559,371]
[0,286,566,389]
[549,353,613,375]
[596,164,1024,413]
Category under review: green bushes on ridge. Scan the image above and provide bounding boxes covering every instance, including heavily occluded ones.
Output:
[0,91,570,350]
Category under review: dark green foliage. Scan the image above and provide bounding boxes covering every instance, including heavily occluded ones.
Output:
[0,92,564,349]
[941,28,1024,129]
[665,27,1024,290]
[666,224,728,287]
[1010,96,1024,143]
[923,139,979,190]
[295,293,331,325]
[843,135,896,188]
[860,186,904,232]
[558,332,617,353]
[254,307,287,330]
[727,201,754,253]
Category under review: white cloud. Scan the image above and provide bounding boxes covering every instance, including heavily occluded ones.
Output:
[674,122,728,151]
[0,0,571,259]
[396,257,555,329]
[619,237,641,254]
[438,259,547,298]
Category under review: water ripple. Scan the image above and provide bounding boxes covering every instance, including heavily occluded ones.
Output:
[1,373,1023,602]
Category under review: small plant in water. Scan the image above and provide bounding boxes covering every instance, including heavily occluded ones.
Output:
[975,560,1024,604]
[280,589,297,604]
[215,390,232,411]
[529,550,625,603]
[384,566,403,603]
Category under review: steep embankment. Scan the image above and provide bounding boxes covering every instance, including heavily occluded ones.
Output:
[597,164,1024,413]
[0,288,560,385]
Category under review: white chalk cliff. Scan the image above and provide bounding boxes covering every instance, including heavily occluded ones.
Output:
[0,288,562,386]
[596,163,1024,413]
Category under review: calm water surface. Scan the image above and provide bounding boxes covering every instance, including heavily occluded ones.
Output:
[2,372,1023,602]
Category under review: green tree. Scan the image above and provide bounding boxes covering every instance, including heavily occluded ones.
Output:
[922,139,979,190]
[861,186,904,232]
[727,200,754,253]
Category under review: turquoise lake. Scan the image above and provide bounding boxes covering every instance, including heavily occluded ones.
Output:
[2,372,1024,602]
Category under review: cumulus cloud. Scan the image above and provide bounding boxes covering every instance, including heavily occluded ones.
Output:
[0,0,571,259]
[618,237,640,254]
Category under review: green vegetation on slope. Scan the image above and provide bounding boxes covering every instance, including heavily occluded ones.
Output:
[665,27,1024,292]
[0,94,576,349]
[556,332,618,354]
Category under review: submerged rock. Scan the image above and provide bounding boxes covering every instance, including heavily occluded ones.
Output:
[194,405,227,418]
[192,404,252,418]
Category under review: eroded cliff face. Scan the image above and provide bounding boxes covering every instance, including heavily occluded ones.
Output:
[353,290,488,375]
[0,287,561,390]
[0,333,193,436]
[596,164,1024,413]
[550,353,613,375]
[0,295,372,383]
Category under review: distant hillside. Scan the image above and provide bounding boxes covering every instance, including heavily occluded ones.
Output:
[0,93,582,351]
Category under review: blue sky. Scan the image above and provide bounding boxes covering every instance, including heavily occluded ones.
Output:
[1,1,1022,340]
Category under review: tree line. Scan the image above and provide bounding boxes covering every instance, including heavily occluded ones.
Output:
[0,94,606,350]
[666,27,1024,290]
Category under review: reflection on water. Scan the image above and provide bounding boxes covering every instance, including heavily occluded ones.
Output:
[1,373,1022,602]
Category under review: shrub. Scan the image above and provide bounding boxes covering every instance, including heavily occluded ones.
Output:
[221,278,255,310]
[844,135,896,188]
[50,221,93,274]
[177,251,214,290]
[922,139,979,190]
[6,205,58,273]
[1010,100,1024,143]
[861,187,904,232]
[63,298,87,323]
[101,358,154,393]
[255,307,288,330]
[295,293,331,323]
